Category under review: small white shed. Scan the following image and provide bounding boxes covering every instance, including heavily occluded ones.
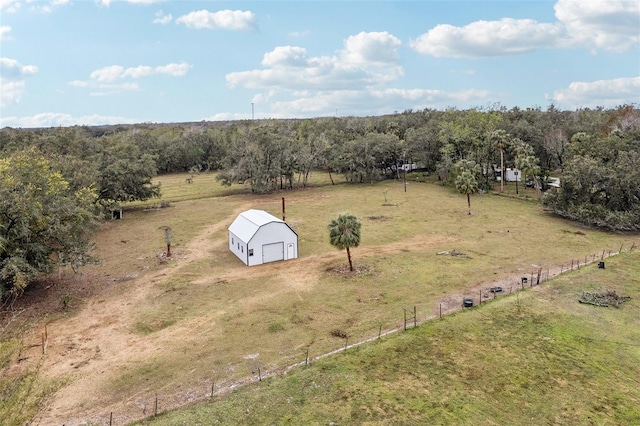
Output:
[228,209,298,266]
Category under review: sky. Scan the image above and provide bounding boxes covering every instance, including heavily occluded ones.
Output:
[0,0,639,128]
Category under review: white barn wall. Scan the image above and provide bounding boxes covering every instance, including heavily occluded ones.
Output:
[229,231,248,264]
[247,223,298,266]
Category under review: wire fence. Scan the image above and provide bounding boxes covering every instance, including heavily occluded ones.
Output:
[32,242,637,425]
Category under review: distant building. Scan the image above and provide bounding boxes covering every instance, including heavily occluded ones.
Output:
[495,167,523,182]
[228,209,298,266]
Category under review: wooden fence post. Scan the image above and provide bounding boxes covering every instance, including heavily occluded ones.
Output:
[403,309,407,330]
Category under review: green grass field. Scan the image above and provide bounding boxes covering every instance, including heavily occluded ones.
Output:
[138,250,640,425]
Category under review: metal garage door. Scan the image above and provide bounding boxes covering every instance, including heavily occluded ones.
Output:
[262,242,284,263]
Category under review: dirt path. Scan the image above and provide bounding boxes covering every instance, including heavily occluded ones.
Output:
[32,205,252,425]
[28,210,625,425]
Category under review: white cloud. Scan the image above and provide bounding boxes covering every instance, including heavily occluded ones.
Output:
[154,62,191,76]
[69,80,89,87]
[224,30,492,118]
[90,65,124,82]
[0,57,38,107]
[122,65,154,78]
[554,0,640,52]
[552,76,640,108]
[153,9,172,24]
[262,46,310,68]
[85,62,191,84]
[29,0,70,13]
[70,62,191,95]
[410,18,564,58]
[0,112,141,128]
[207,24,503,120]
[411,0,639,58]
[95,0,110,6]
[0,0,20,12]
[1,81,27,108]
[227,32,403,92]
[0,26,11,40]
[341,31,401,64]
[176,9,257,31]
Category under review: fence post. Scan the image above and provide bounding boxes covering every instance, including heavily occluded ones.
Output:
[379,324,382,339]
[414,306,417,328]
[110,412,113,426]
[305,348,309,365]
[403,309,407,330]
[439,303,442,318]
[154,397,158,416]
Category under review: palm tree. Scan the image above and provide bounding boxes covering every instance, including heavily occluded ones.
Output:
[455,168,479,215]
[328,213,361,271]
[489,129,509,192]
[518,154,542,198]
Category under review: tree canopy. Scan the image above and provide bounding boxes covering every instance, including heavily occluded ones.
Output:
[1,104,638,230]
[0,149,97,300]
[543,119,640,231]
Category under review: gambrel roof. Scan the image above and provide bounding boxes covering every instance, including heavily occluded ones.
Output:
[228,209,288,242]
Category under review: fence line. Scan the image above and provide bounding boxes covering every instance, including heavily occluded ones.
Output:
[71,243,636,425]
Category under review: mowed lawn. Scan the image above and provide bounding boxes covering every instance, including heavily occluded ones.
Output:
[139,250,640,425]
[24,171,639,424]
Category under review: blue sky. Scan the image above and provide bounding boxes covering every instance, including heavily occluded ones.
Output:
[1,0,638,128]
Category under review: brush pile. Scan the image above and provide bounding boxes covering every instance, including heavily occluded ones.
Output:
[579,290,631,308]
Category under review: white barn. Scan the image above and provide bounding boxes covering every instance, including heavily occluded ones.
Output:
[228,209,298,266]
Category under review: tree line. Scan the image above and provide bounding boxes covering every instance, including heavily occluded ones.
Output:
[1,104,638,299]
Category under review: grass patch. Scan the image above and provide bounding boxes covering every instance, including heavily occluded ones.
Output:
[0,340,63,426]
[93,179,640,421]
[137,251,640,425]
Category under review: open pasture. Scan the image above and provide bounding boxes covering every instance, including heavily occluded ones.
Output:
[13,172,639,425]
[140,250,640,425]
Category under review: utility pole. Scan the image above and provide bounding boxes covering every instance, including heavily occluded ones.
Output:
[251,103,254,120]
